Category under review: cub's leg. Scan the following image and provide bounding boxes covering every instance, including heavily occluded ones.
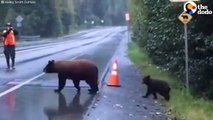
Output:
[159,88,170,101]
[152,92,157,99]
[160,92,170,101]
[143,87,152,98]
[164,93,170,101]
[54,74,67,93]
[165,87,171,101]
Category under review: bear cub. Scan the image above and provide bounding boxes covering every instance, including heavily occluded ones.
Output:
[142,75,170,101]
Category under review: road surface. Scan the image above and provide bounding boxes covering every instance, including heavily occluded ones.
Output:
[0,27,126,120]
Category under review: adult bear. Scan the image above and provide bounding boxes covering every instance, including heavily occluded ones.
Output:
[142,75,170,101]
[43,59,99,94]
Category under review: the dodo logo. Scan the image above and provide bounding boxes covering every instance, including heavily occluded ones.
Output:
[184,1,197,15]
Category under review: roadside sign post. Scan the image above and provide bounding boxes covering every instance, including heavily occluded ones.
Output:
[125,13,130,43]
[178,12,192,91]
[16,15,24,37]
[184,23,189,91]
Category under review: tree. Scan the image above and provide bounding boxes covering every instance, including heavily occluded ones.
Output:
[130,0,213,99]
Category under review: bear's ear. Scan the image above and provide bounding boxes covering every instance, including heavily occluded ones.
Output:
[48,60,54,64]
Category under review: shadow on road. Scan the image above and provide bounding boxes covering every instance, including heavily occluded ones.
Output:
[44,92,95,120]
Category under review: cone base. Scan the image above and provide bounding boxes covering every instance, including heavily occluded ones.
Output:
[107,84,121,87]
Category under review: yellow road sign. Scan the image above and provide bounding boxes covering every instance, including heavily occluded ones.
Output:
[178,12,192,24]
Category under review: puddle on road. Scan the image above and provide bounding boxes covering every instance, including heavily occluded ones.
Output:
[0,87,96,120]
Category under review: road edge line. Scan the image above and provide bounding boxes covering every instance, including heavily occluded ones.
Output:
[99,61,111,89]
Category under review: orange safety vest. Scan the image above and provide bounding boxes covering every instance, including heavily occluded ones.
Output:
[4,30,16,46]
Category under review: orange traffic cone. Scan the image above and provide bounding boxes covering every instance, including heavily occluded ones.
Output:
[107,59,120,87]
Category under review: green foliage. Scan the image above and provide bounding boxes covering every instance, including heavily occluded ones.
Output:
[0,0,128,37]
[4,8,17,23]
[128,42,213,120]
[78,0,128,26]
[130,0,213,99]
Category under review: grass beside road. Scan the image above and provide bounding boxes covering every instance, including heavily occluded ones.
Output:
[128,42,213,120]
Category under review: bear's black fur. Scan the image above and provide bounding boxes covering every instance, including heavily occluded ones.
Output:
[43,60,99,94]
[142,75,170,101]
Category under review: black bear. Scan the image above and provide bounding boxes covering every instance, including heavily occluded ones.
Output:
[43,59,99,94]
[142,75,170,101]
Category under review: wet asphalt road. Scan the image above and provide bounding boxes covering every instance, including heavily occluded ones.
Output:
[0,27,126,120]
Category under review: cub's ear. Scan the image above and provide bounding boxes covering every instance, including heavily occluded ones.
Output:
[146,75,151,79]
[51,60,55,63]
[48,60,51,63]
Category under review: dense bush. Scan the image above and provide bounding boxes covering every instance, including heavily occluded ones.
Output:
[130,0,213,99]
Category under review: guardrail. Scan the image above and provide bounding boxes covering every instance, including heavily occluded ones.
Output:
[19,35,40,41]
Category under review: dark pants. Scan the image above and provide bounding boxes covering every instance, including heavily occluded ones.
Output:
[4,45,15,68]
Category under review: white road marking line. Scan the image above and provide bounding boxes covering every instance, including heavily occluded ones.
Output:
[0,55,81,98]
[0,73,45,98]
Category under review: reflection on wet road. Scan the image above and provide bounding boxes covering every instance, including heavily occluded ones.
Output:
[0,87,95,120]
[44,92,95,120]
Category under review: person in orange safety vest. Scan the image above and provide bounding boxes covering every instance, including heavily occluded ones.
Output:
[1,23,18,69]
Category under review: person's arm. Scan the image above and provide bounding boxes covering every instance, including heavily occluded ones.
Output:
[2,29,12,37]
[1,30,6,37]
